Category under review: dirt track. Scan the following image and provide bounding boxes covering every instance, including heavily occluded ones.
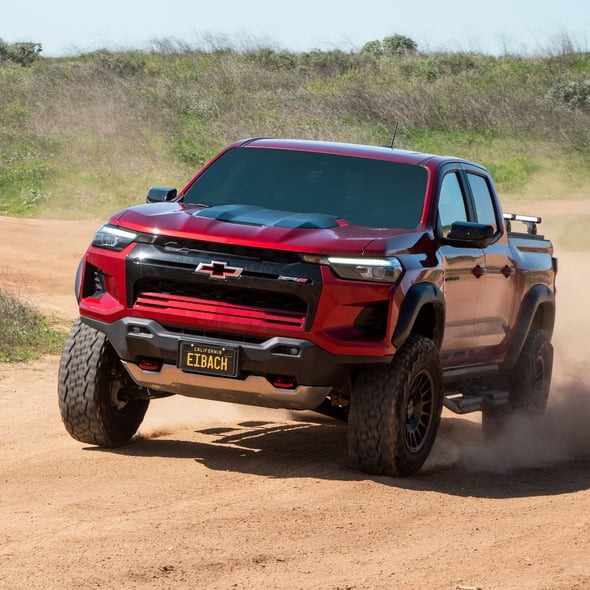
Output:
[1,210,589,590]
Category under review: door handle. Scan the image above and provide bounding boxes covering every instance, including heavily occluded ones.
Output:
[472,265,486,278]
[501,265,515,277]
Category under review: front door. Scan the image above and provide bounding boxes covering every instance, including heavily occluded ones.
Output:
[436,170,486,367]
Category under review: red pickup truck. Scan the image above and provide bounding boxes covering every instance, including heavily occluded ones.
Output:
[58,138,556,476]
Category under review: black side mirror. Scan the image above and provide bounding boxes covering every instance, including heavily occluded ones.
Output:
[443,221,495,248]
[146,187,178,203]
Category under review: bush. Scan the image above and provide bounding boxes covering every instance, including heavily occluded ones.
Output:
[382,35,417,57]
[88,50,147,76]
[246,48,298,71]
[0,289,64,361]
[298,49,360,76]
[0,40,42,67]
[362,34,418,58]
[361,40,384,57]
[547,79,590,110]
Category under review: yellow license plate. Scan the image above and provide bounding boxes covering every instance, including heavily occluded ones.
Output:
[178,342,238,377]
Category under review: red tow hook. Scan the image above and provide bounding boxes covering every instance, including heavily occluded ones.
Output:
[271,376,297,389]
[138,359,162,372]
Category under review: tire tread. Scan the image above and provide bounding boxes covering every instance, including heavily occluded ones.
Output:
[58,319,148,446]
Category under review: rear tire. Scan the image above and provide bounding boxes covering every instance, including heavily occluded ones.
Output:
[348,335,443,476]
[482,328,553,438]
[58,319,149,446]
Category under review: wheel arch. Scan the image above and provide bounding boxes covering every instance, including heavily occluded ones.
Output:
[502,283,555,372]
[392,282,445,350]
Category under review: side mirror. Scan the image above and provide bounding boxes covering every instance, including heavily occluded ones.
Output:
[146,187,177,203]
[443,221,495,249]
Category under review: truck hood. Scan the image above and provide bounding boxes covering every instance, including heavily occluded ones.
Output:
[111,202,429,256]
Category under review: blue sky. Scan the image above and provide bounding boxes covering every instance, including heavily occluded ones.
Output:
[2,0,589,56]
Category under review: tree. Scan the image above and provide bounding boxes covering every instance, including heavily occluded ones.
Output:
[0,39,42,67]
[382,35,418,57]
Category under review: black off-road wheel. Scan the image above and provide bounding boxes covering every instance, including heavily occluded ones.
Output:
[482,328,553,438]
[58,319,149,447]
[348,335,443,477]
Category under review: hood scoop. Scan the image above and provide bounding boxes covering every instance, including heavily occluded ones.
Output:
[193,204,338,229]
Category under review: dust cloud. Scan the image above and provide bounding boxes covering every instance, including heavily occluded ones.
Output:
[137,395,294,441]
[429,249,590,473]
[428,379,590,473]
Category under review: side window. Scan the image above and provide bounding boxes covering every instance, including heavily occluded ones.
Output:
[437,172,468,237]
[467,173,498,233]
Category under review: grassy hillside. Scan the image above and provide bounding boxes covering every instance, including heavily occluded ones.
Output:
[0,40,589,219]
[0,40,588,360]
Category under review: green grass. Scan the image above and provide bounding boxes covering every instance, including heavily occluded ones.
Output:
[0,289,65,361]
[33,132,193,218]
[0,46,588,219]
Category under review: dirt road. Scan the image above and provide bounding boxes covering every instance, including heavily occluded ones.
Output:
[1,210,589,590]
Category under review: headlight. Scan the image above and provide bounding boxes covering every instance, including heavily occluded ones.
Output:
[303,255,403,284]
[92,225,138,251]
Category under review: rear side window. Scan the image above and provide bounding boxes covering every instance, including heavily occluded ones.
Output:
[467,173,498,232]
[437,172,468,237]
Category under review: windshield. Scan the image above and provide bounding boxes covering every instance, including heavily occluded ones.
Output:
[182,147,427,229]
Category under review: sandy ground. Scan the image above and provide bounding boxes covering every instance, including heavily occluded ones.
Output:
[1,206,589,590]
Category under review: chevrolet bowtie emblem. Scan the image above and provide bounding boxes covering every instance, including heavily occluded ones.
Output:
[195,260,243,279]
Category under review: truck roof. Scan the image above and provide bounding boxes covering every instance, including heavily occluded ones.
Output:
[238,137,480,170]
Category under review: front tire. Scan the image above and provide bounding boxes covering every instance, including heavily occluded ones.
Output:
[58,319,149,446]
[348,335,443,476]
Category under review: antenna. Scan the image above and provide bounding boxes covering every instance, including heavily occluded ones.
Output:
[387,122,399,149]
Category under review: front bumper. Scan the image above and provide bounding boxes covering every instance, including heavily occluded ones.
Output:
[123,361,331,410]
[82,316,393,410]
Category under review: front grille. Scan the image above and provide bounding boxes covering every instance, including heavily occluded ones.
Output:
[134,292,306,330]
[126,242,323,331]
[134,279,307,315]
[154,236,301,265]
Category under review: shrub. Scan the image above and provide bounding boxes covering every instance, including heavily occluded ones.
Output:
[0,289,63,361]
[298,49,359,76]
[361,35,418,58]
[20,186,51,209]
[246,48,298,71]
[547,79,590,110]
[382,35,418,57]
[361,40,384,57]
[0,40,42,67]
[88,50,147,75]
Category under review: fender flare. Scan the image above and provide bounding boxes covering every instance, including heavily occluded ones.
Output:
[74,257,84,301]
[392,282,446,350]
[502,283,556,371]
